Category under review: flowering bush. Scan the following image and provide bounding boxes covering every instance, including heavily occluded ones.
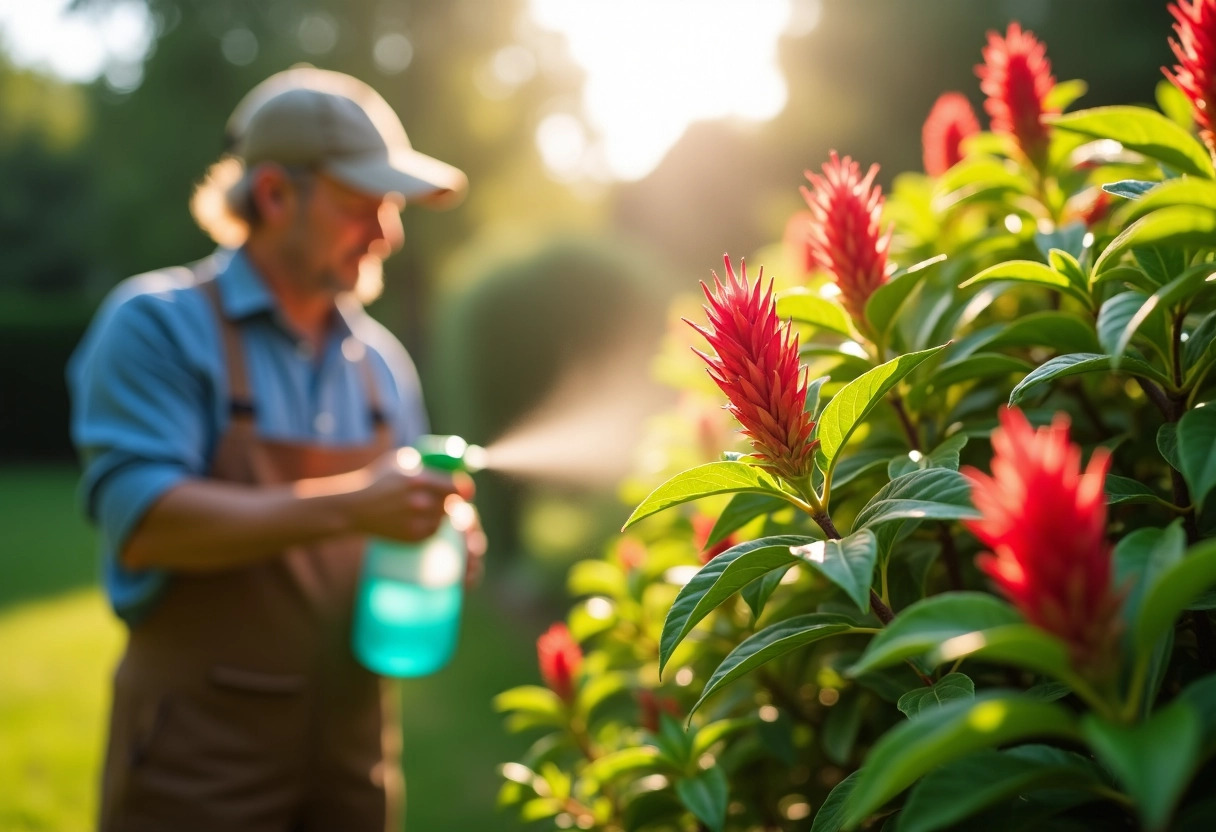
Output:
[497,9,1216,831]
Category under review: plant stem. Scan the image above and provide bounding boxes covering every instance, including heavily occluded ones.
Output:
[1192,611,1216,672]
[937,524,964,591]
[813,510,897,627]
[1134,377,1174,419]
[890,392,921,452]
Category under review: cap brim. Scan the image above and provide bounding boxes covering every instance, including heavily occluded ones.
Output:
[325,149,468,210]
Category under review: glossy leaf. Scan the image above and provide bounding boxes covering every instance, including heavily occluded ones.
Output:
[778,289,853,337]
[974,311,1100,355]
[853,468,978,531]
[1114,522,1187,636]
[1158,422,1181,470]
[676,765,729,832]
[959,260,1090,307]
[1116,177,1216,225]
[624,461,788,529]
[915,353,1034,397]
[898,745,1106,832]
[1047,247,1089,294]
[1093,205,1216,275]
[789,530,880,612]
[740,566,790,621]
[810,770,861,832]
[658,535,812,675]
[816,345,948,480]
[848,593,1021,676]
[897,672,975,717]
[1135,537,1216,657]
[1082,700,1201,831]
[1103,179,1159,199]
[888,433,969,479]
[1179,672,1216,749]
[1008,353,1174,406]
[1105,474,1164,506]
[1178,406,1216,507]
[842,694,1081,828]
[581,746,663,785]
[1097,291,1155,364]
[1044,78,1088,112]
[1048,105,1215,178]
[926,623,1078,685]
[1184,311,1216,374]
[493,685,564,718]
[865,255,944,335]
[690,614,857,717]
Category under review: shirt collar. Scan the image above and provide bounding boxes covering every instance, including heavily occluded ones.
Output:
[213,247,361,339]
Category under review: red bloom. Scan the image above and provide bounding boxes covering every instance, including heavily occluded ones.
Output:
[637,689,683,733]
[537,623,582,702]
[1166,0,1216,157]
[963,409,1121,671]
[686,256,818,484]
[617,537,647,572]
[922,92,981,176]
[1076,188,1112,229]
[976,23,1058,165]
[692,514,736,565]
[800,153,893,325]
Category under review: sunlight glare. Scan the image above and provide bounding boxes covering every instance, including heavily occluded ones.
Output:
[0,0,153,84]
[528,0,800,181]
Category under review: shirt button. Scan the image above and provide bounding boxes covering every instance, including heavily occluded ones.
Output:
[314,412,335,435]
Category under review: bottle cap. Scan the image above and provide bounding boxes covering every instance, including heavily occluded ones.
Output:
[415,434,486,472]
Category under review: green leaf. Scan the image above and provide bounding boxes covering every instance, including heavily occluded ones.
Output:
[1178,406,1216,506]
[658,535,812,675]
[1179,672,1216,749]
[817,345,948,480]
[848,592,1021,677]
[1045,79,1088,112]
[577,671,630,717]
[1135,537,1216,657]
[740,564,789,620]
[897,672,975,717]
[568,560,626,599]
[1096,290,1166,366]
[960,260,1090,307]
[1047,248,1090,295]
[888,433,969,479]
[778,289,853,337]
[690,614,857,717]
[822,691,864,765]
[1113,523,1186,635]
[832,442,907,489]
[789,530,879,612]
[1048,105,1216,178]
[853,468,979,531]
[925,623,1078,685]
[1093,205,1216,275]
[865,255,944,335]
[914,353,1034,397]
[706,492,789,547]
[1105,474,1164,506]
[581,746,663,785]
[1158,78,1194,127]
[1008,353,1174,406]
[624,461,788,529]
[676,765,729,832]
[1185,311,1216,372]
[974,311,1100,355]
[1117,177,1216,225]
[1159,422,1181,470]
[1082,700,1201,831]
[842,694,1081,828]
[493,685,564,718]
[1104,179,1159,199]
[898,745,1106,832]
[810,770,861,832]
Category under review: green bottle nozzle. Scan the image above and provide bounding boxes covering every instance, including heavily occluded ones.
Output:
[415,434,487,473]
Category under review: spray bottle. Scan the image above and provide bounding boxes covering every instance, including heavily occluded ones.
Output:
[352,434,485,678]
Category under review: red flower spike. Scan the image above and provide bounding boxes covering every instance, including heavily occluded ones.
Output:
[686,256,818,484]
[800,152,893,326]
[976,23,1058,166]
[537,622,583,702]
[963,409,1122,672]
[637,689,683,733]
[922,92,981,176]
[692,514,736,565]
[1166,0,1216,157]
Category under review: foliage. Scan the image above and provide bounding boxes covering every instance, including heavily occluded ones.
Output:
[497,14,1216,832]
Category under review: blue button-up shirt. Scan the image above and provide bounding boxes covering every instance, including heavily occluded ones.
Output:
[67,248,429,623]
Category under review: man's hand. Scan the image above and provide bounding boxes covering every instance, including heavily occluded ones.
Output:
[347,448,460,542]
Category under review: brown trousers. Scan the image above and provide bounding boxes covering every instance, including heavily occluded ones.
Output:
[99,278,399,832]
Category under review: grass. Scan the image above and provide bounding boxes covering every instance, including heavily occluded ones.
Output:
[0,464,546,831]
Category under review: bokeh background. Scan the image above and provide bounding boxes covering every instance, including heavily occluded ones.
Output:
[0,1,1177,829]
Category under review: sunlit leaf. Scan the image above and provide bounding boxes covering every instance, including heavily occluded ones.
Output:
[1008,353,1174,406]
[1116,177,1216,225]
[691,614,857,717]
[897,672,975,717]
[1103,179,1160,199]
[676,765,729,832]
[960,260,1090,307]
[866,255,944,335]
[790,530,880,612]
[1048,105,1215,178]
[706,492,790,547]
[817,345,948,481]
[657,535,813,675]
[853,468,978,532]
[581,746,664,786]
[809,770,861,832]
[974,311,1100,355]
[624,461,788,529]
[1093,205,1216,275]
[842,694,1081,828]
[778,289,853,337]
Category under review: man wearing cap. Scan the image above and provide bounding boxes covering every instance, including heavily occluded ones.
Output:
[68,69,476,831]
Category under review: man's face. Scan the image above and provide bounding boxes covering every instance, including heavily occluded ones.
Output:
[284,173,404,296]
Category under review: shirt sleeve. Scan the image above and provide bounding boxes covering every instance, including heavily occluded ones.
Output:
[69,288,215,590]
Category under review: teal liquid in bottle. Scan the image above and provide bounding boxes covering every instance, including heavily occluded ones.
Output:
[352,435,481,678]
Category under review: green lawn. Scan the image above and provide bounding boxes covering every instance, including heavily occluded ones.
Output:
[0,464,542,831]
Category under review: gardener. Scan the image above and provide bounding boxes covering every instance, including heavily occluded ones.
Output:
[68,68,481,831]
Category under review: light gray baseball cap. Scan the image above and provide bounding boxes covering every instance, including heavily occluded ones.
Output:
[228,67,467,208]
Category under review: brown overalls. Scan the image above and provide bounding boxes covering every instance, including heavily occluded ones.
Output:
[99,278,400,832]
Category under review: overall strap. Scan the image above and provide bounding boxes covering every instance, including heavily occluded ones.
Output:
[197,277,256,423]
[356,346,395,450]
